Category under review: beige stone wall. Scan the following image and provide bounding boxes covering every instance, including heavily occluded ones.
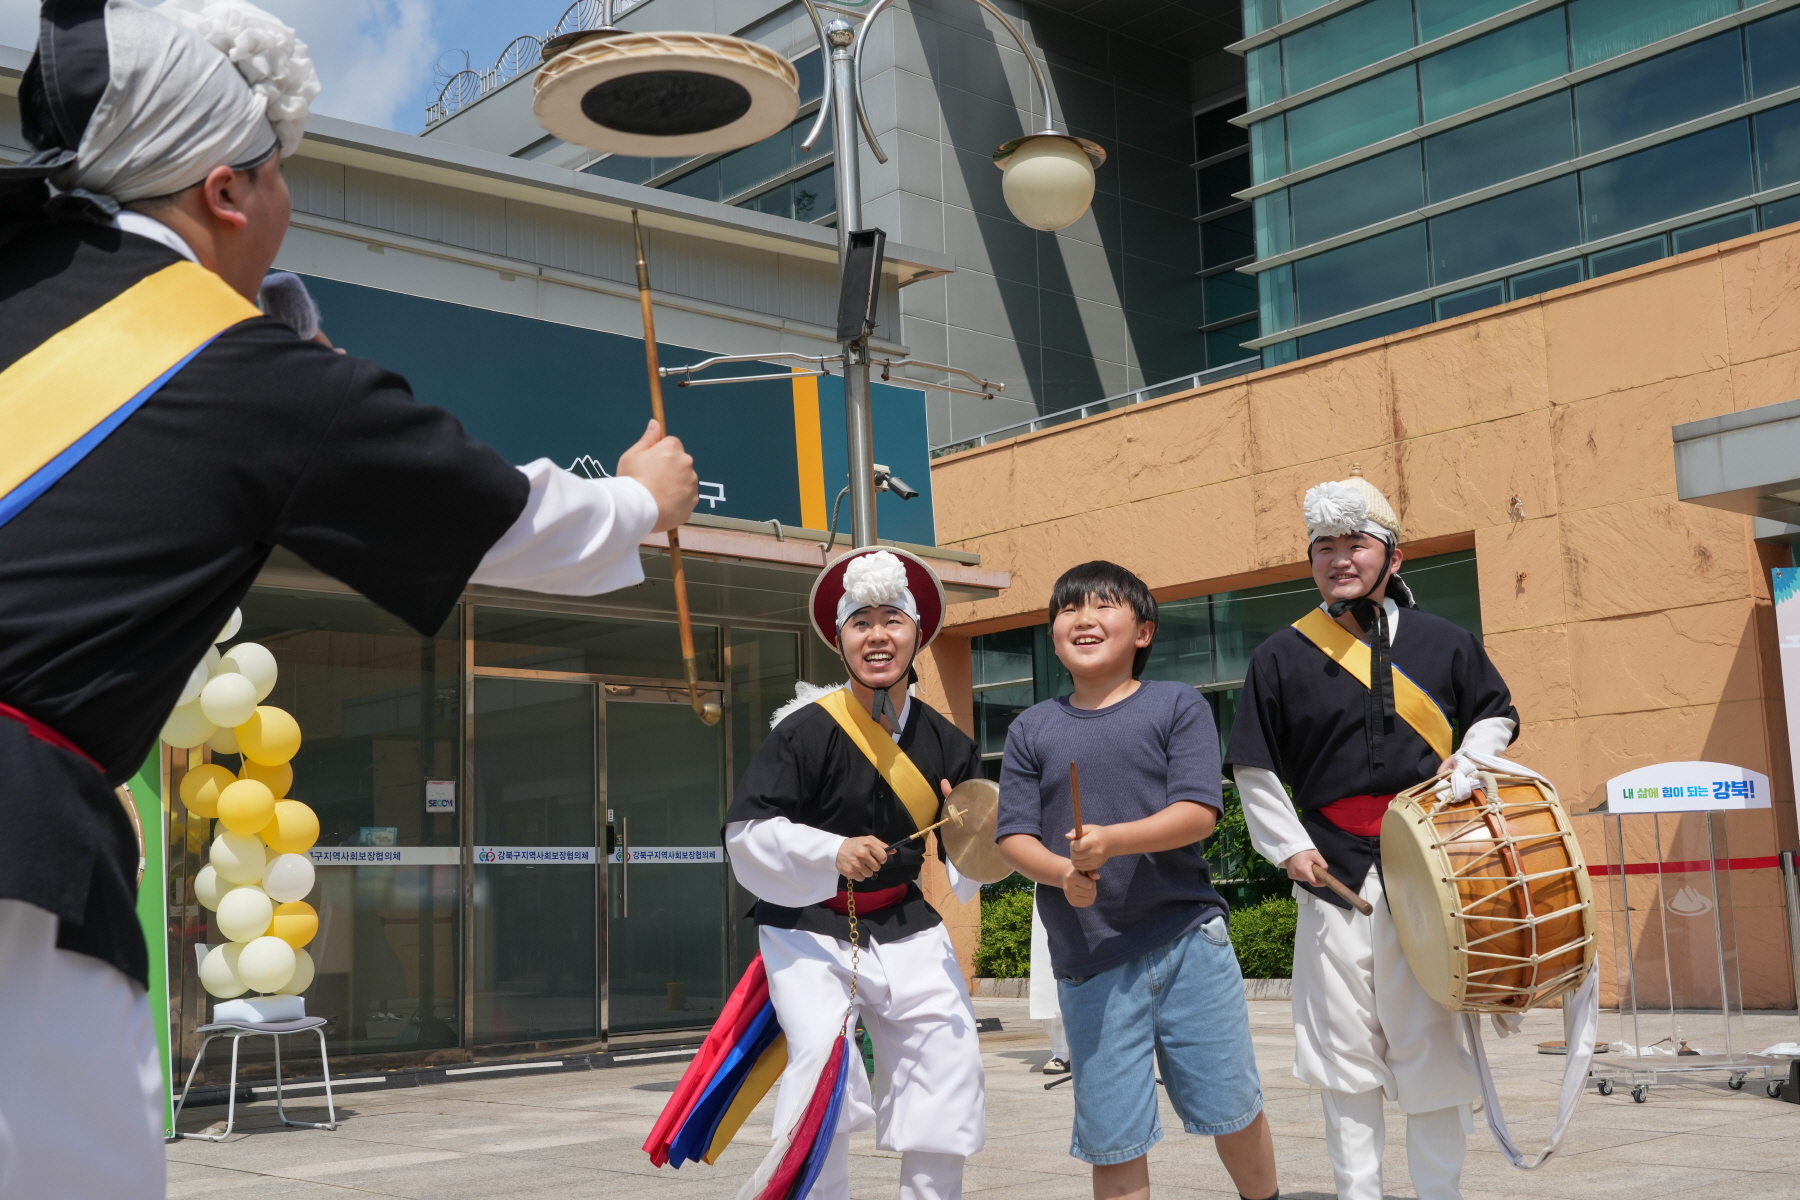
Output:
[931,223,1800,1008]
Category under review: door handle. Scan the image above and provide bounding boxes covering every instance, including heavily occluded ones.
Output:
[620,815,629,919]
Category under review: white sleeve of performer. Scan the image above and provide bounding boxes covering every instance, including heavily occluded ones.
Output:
[468,458,658,595]
[1456,716,1517,761]
[724,817,844,907]
[1235,765,1315,867]
[943,854,980,904]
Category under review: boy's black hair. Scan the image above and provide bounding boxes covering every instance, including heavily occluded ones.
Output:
[1048,561,1159,679]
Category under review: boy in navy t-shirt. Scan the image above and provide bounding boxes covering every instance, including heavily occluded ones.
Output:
[997,561,1277,1200]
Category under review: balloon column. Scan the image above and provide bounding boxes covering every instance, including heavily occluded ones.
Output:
[162,609,319,1002]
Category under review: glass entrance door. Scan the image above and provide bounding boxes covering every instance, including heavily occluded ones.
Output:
[472,676,599,1046]
[605,691,728,1035]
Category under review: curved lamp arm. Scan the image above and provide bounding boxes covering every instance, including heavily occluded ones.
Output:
[848,0,1056,164]
[798,0,835,152]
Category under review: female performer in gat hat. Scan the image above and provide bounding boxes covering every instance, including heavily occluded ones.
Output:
[1223,471,1520,1200]
[0,1,696,1193]
[725,548,985,1200]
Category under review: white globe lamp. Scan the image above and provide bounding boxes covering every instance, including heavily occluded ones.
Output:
[993,134,1106,232]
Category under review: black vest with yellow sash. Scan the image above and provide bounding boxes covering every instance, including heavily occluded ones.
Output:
[726,688,983,944]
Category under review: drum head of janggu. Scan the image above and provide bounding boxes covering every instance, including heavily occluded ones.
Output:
[534,31,799,157]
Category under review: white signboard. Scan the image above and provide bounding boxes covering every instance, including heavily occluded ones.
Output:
[425,780,456,813]
[608,846,725,864]
[310,846,463,866]
[1605,761,1771,813]
[474,846,597,864]
[1775,566,1800,814]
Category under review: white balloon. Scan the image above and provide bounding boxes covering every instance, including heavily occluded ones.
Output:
[177,654,211,707]
[216,885,274,942]
[261,853,316,904]
[210,830,267,885]
[219,642,279,702]
[198,942,247,998]
[215,608,242,644]
[160,700,217,750]
[199,672,258,729]
[237,935,297,993]
[277,946,315,995]
[205,724,240,755]
[194,865,234,911]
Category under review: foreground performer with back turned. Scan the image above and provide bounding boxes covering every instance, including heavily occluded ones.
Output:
[725,548,986,1200]
[1224,471,1520,1200]
[0,2,697,1195]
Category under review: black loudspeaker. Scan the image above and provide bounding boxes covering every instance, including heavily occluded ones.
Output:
[836,228,886,341]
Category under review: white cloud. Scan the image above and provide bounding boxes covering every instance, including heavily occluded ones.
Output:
[0,0,443,132]
[253,0,439,130]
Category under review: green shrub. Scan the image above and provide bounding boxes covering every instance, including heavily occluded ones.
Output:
[975,887,1034,978]
[1230,896,1298,979]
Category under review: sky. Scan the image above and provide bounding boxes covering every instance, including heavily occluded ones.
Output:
[0,0,576,134]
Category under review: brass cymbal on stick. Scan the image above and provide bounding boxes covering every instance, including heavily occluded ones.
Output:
[632,210,721,726]
[938,778,1010,883]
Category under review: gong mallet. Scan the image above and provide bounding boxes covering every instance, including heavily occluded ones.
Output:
[884,805,967,853]
[1316,867,1374,915]
[632,210,720,726]
[1069,760,1085,839]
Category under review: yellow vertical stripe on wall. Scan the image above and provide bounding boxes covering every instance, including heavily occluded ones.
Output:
[792,371,828,529]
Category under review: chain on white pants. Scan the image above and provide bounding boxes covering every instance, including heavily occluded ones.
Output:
[1321,1089,1465,1200]
[810,1133,964,1200]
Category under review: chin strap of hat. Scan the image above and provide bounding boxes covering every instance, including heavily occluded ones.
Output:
[1326,540,1398,771]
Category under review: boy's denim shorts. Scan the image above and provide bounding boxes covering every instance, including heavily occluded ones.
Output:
[1056,917,1264,1164]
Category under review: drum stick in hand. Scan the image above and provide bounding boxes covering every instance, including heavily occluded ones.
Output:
[1069,761,1085,839]
[1317,868,1375,915]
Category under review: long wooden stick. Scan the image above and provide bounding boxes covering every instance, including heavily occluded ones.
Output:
[633,211,719,726]
[1317,868,1375,915]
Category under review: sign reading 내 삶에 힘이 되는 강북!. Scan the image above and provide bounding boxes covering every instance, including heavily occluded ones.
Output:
[1603,761,1772,813]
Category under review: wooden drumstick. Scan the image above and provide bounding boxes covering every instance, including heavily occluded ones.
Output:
[1317,868,1375,915]
[1069,760,1085,840]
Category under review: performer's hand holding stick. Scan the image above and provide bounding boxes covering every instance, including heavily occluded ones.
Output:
[632,211,720,726]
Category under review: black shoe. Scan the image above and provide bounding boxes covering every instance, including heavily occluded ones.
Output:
[1042,1057,1070,1075]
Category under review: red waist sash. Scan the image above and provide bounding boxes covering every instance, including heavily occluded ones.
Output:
[819,883,909,915]
[1317,793,1395,837]
[0,700,103,774]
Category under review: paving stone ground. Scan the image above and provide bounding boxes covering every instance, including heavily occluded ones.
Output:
[167,999,1800,1199]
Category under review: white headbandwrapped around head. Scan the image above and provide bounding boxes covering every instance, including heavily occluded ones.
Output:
[52,0,318,205]
[836,550,919,627]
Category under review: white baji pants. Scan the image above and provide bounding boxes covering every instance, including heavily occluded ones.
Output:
[0,899,165,1200]
[1291,871,1476,1200]
[760,923,984,1200]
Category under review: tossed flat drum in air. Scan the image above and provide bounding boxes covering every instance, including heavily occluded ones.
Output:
[534,31,800,157]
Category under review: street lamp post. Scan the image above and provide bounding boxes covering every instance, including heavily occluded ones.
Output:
[662,0,1107,550]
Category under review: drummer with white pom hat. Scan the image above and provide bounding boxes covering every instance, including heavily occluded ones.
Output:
[1223,469,1521,1200]
[0,2,696,1192]
[724,547,986,1200]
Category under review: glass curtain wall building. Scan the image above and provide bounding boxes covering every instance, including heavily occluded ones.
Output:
[971,549,1481,770]
[1234,0,1800,362]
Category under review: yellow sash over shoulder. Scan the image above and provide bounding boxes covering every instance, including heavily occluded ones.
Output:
[1291,607,1455,762]
[815,687,939,832]
[0,261,258,527]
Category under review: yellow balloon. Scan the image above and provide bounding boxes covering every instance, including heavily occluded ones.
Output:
[270,900,318,948]
[216,885,274,942]
[216,778,275,836]
[277,947,315,996]
[240,759,292,800]
[210,830,267,885]
[237,935,297,993]
[262,800,319,855]
[236,706,301,766]
[178,764,237,819]
[198,943,247,999]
